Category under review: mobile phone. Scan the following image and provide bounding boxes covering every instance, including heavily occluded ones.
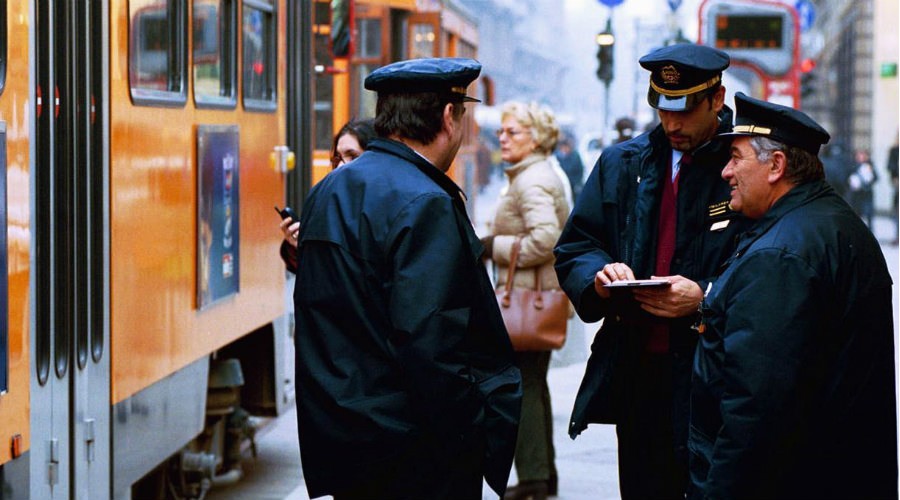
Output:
[274,205,298,222]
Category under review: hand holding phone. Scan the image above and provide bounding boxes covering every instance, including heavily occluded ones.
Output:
[274,205,298,222]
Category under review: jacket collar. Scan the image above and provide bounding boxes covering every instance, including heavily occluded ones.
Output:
[367,137,468,203]
[733,179,832,254]
[503,153,545,177]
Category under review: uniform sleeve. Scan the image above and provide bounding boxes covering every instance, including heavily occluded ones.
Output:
[705,249,825,498]
[386,193,485,430]
[553,157,616,323]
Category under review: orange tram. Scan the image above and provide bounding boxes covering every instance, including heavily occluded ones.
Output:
[0,0,481,498]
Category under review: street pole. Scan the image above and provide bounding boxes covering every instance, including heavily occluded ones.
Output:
[604,81,611,136]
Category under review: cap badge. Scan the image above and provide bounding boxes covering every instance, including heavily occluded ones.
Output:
[661,65,681,85]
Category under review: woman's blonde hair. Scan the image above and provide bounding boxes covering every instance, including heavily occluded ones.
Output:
[500,101,560,155]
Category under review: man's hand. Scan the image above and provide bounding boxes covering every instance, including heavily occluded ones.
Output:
[632,275,702,318]
[593,262,637,299]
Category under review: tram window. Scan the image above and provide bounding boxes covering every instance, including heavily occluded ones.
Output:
[193,0,237,108]
[0,1,6,96]
[356,18,382,59]
[411,24,435,59]
[458,40,476,60]
[313,31,333,151]
[129,0,188,106]
[242,0,277,112]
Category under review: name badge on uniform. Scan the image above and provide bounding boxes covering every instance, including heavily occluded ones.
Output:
[710,220,730,231]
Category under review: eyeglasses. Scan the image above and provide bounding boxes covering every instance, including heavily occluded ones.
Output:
[331,151,361,169]
[495,128,529,138]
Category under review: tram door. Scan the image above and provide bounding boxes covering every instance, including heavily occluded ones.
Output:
[32,1,110,498]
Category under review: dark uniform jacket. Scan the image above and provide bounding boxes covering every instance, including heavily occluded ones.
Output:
[293,138,522,498]
[554,106,751,448]
[690,180,898,499]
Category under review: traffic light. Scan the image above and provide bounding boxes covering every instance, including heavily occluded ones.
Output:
[800,72,817,98]
[800,58,817,99]
[595,19,615,85]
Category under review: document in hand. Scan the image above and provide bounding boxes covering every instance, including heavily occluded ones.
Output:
[603,279,671,288]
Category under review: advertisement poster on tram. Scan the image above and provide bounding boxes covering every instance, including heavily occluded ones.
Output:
[197,125,240,309]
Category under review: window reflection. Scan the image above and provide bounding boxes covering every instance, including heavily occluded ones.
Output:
[129,0,170,91]
[242,2,275,104]
[193,0,235,103]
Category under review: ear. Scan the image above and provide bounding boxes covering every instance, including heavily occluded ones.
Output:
[767,150,787,183]
[442,103,456,134]
[712,85,726,113]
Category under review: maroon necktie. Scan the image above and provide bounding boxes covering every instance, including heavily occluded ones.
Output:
[646,152,688,353]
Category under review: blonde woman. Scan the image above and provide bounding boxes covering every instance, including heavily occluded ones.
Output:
[480,101,569,499]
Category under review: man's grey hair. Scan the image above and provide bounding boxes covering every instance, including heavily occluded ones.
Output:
[748,136,825,184]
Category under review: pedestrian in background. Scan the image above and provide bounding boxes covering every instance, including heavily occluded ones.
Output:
[614,116,636,144]
[820,141,850,201]
[690,92,897,499]
[278,118,375,272]
[554,134,585,202]
[481,101,568,500]
[292,57,522,500]
[847,148,878,229]
[554,44,752,499]
[887,141,898,244]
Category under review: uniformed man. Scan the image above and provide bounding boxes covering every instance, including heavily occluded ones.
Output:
[554,44,752,498]
[293,58,522,499]
[690,92,898,499]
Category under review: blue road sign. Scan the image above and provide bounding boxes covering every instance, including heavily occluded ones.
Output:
[598,0,625,7]
[795,0,816,32]
[668,0,682,11]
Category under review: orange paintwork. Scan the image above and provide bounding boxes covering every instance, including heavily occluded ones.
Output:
[108,2,288,404]
[0,1,32,466]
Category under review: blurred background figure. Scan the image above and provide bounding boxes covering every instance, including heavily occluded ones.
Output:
[614,116,636,144]
[279,119,376,272]
[821,141,851,201]
[887,141,898,245]
[554,134,585,202]
[476,134,494,193]
[847,148,878,229]
[481,101,569,500]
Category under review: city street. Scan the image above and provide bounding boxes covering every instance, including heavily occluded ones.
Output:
[208,173,900,500]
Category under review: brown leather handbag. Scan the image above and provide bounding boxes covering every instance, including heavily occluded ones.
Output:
[495,237,569,351]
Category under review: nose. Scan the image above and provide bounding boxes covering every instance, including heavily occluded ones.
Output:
[659,110,680,130]
[721,160,734,180]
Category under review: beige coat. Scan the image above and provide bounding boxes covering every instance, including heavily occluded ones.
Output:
[490,153,570,291]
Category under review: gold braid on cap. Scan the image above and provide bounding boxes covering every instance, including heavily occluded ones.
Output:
[732,125,773,135]
[450,86,467,96]
[650,74,721,97]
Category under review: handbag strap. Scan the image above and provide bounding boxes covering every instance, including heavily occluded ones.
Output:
[501,237,546,310]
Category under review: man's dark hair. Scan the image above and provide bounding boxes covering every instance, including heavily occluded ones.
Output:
[701,83,722,109]
[374,92,463,144]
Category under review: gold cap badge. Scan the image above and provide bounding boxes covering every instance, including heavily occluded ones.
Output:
[660,65,681,85]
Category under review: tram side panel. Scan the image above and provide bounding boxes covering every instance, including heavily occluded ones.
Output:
[108,0,288,494]
[0,1,32,494]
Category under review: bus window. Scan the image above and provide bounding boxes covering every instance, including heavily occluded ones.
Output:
[193,0,237,107]
[129,0,187,106]
[242,0,277,111]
